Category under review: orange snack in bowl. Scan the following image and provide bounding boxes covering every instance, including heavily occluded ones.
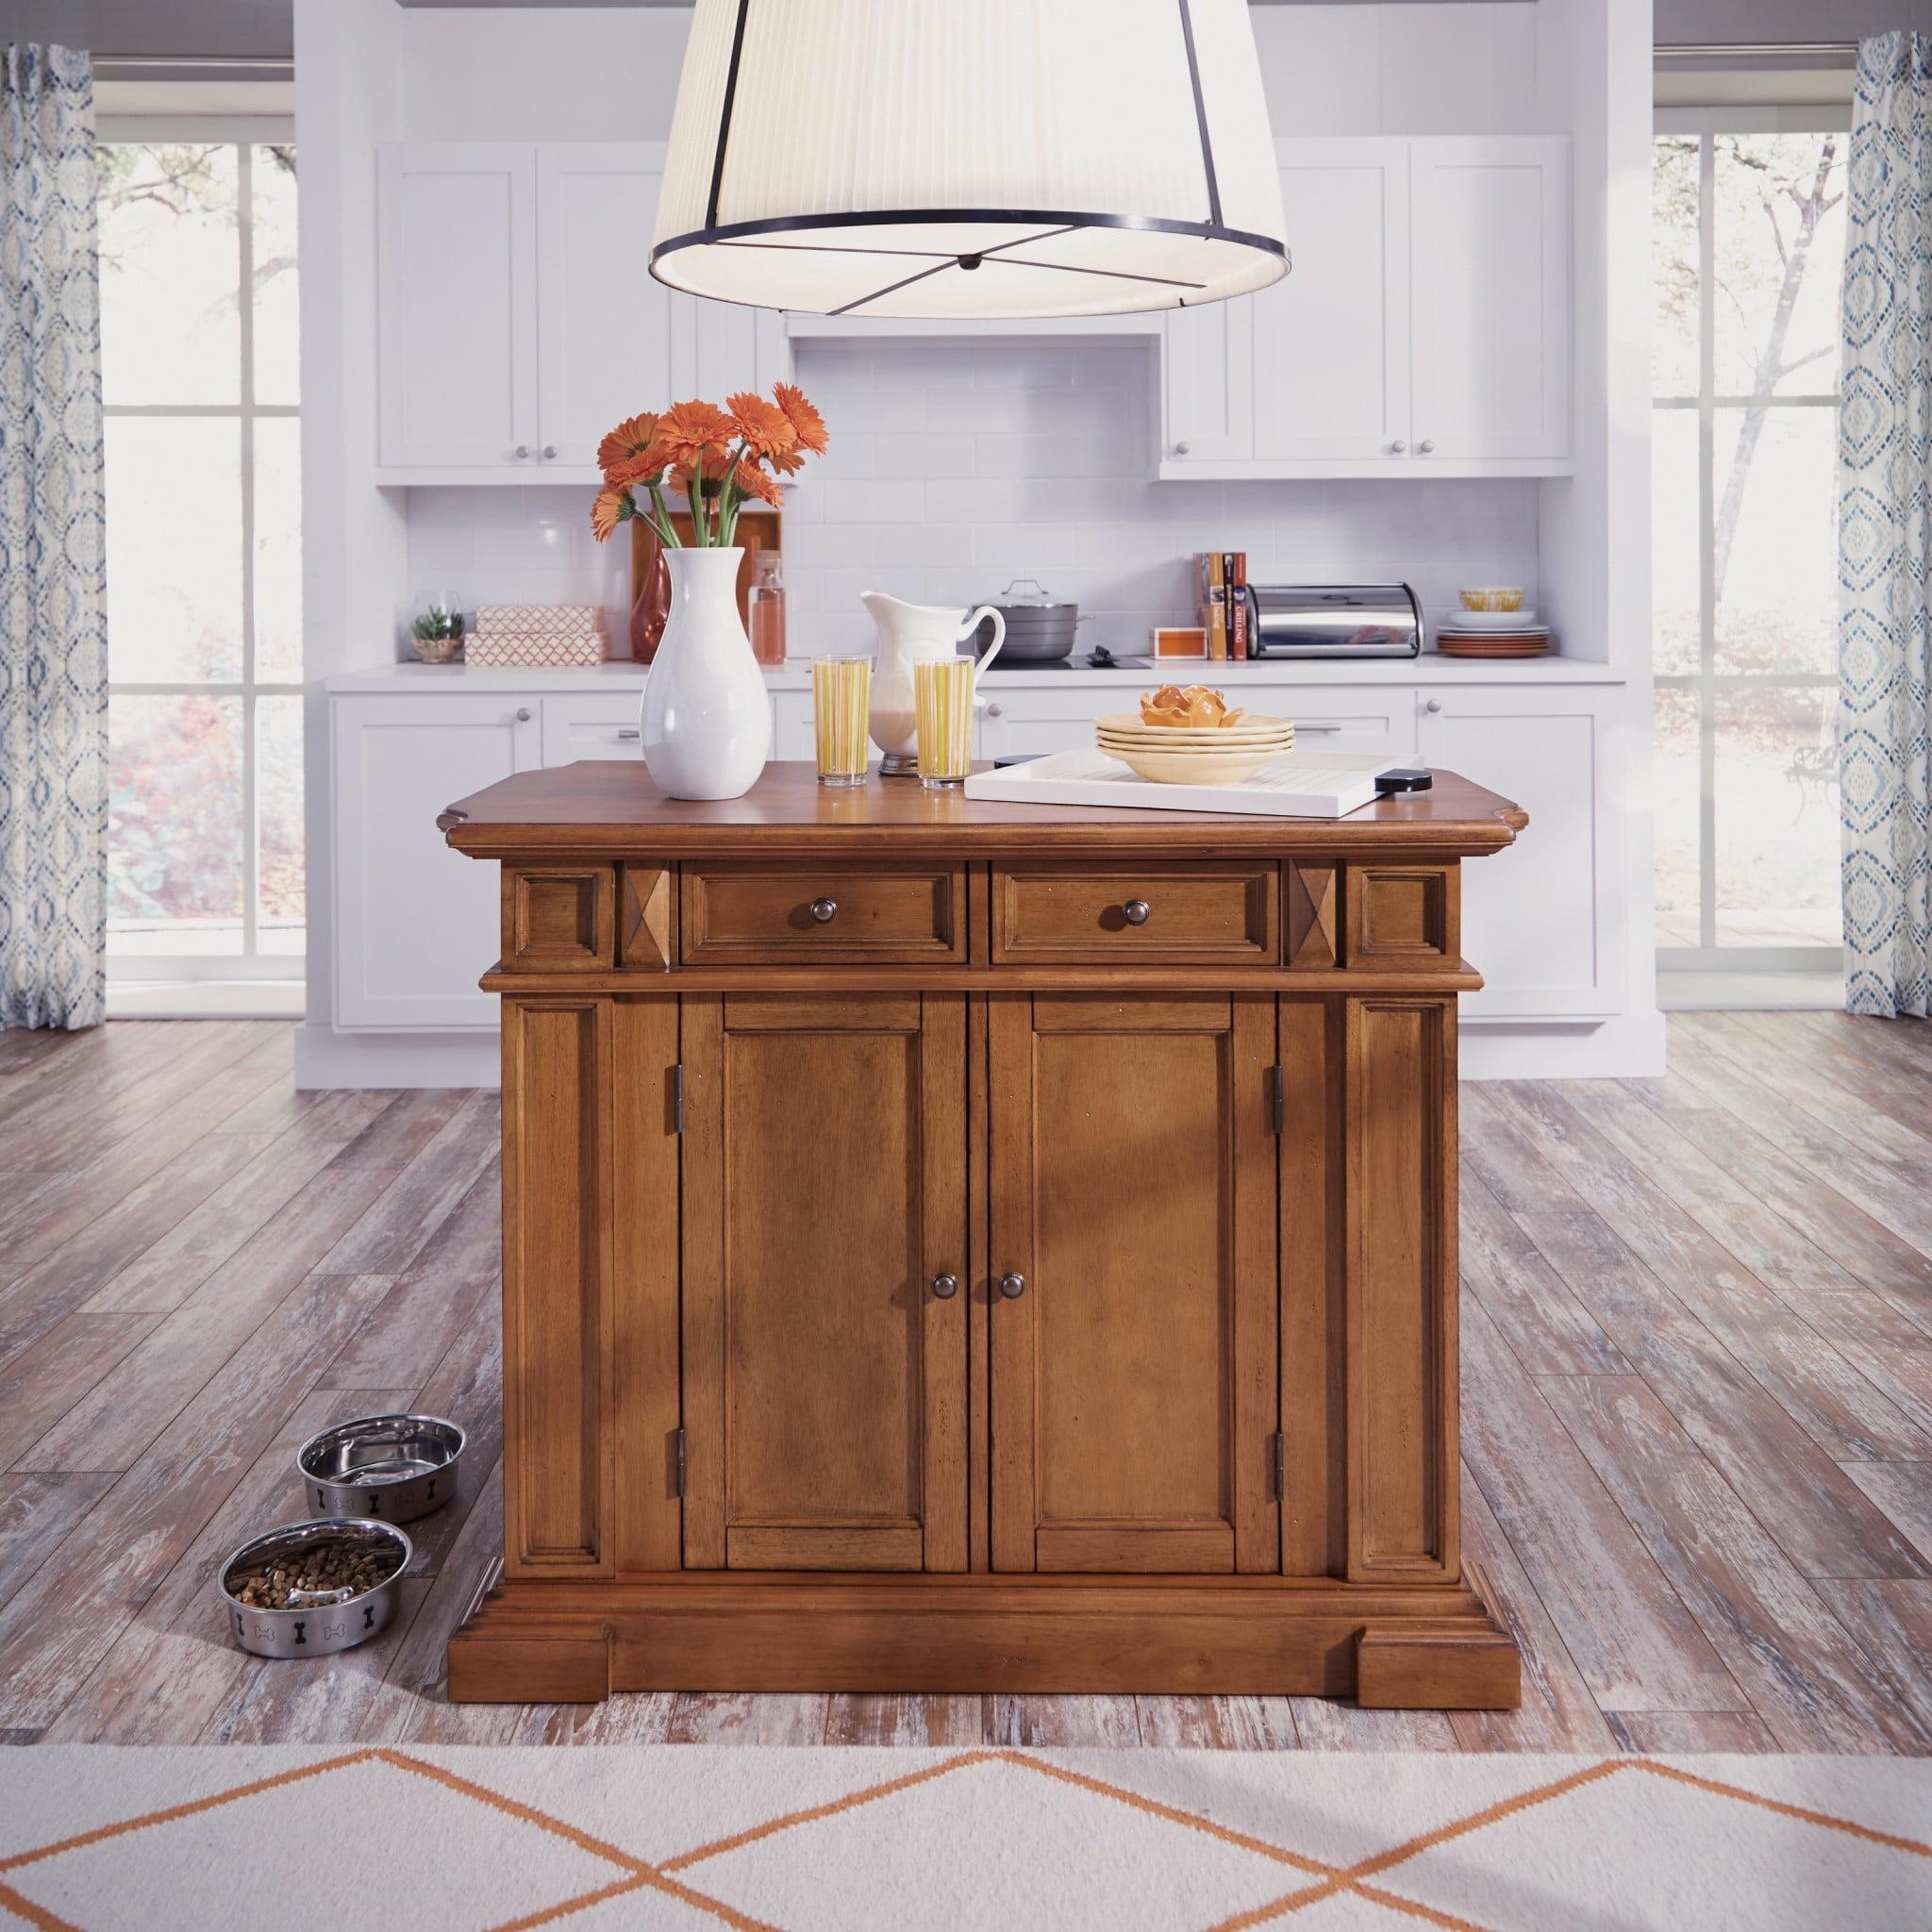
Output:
[1139,685,1247,728]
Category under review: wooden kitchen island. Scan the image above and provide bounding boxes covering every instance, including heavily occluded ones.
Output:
[437,761,1527,1709]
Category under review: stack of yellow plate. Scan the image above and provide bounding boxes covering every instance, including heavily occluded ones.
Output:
[1094,711,1294,785]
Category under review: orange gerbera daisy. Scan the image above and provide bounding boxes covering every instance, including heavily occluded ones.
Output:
[657,398,738,468]
[590,485,632,543]
[596,412,660,475]
[726,391,796,461]
[772,382,827,457]
[729,457,783,509]
[604,444,670,491]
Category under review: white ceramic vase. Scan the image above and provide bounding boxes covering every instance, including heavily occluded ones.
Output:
[640,546,771,800]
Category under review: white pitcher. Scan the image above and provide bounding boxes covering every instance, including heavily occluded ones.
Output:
[860,591,1007,776]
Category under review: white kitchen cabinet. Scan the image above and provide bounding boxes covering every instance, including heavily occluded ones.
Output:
[377,142,791,482]
[1409,140,1570,464]
[1416,687,1621,1018]
[333,694,540,1027]
[1160,136,1569,478]
[377,144,538,471]
[541,692,644,763]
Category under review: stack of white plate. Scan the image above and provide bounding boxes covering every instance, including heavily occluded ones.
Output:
[1094,711,1294,785]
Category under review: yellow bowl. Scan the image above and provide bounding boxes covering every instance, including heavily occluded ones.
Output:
[1458,587,1525,613]
[1110,745,1277,785]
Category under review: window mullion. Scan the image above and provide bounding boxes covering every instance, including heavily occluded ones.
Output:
[238,141,259,962]
[1697,131,1718,954]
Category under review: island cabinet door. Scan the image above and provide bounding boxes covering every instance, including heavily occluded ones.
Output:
[679,993,969,1573]
[988,993,1279,1574]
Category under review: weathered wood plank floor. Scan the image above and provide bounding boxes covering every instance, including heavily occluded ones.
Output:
[2,1011,1929,1750]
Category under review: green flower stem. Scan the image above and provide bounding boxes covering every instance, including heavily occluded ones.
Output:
[644,478,680,546]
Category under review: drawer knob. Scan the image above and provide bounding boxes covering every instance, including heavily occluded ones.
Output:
[809,896,839,924]
[515,707,532,722]
[930,1272,959,1300]
[1425,697,1442,714]
[1123,898,1152,926]
[987,703,1004,718]
[1174,440,1191,456]
[998,1271,1026,1299]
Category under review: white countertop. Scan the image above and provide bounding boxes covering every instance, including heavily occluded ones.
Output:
[326,654,1629,693]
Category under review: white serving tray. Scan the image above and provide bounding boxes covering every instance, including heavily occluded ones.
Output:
[962,747,1403,819]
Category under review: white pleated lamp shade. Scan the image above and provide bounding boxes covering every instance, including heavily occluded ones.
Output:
[652,0,1288,320]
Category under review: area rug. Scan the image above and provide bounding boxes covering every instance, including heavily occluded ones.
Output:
[0,1747,1926,1931]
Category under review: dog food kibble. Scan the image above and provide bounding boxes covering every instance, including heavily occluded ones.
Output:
[229,1541,400,1609]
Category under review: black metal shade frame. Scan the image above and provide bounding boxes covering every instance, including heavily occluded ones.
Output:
[650,0,1290,316]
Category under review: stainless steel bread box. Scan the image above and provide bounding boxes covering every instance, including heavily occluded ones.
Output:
[1243,583,1423,658]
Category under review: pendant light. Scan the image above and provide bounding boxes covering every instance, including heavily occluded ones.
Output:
[651,0,1289,320]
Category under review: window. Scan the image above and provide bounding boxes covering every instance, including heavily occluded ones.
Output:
[1652,117,1846,971]
[98,134,301,979]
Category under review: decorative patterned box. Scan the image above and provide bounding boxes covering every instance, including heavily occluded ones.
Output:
[466,632,607,668]
[475,604,603,638]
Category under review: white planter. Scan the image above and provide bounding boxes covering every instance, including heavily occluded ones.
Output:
[640,546,771,800]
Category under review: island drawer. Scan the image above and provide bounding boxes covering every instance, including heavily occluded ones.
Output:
[682,864,969,965]
[991,862,1278,964]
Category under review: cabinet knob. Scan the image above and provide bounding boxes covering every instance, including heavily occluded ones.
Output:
[998,1272,1026,1299]
[515,706,532,722]
[808,896,838,924]
[987,702,1004,718]
[930,1272,959,1300]
[1174,440,1191,456]
[1122,898,1152,926]
[1425,697,1442,714]
[514,444,530,459]
[542,445,558,459]
[1391,439,1407,454]
[1419,439,1436,454]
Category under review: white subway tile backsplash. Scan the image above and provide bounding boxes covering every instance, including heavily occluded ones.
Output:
[405,336,1541,662]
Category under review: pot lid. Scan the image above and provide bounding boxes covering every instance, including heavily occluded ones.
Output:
[990,576,1078,614]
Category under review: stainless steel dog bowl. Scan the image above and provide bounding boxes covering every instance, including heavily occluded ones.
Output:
[219,1518,411,1660]
[297,1412,466,1523]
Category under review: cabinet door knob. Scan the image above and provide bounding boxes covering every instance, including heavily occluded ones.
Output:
[542,444,558,459]
[1174,440,1191,456]
[515,707,532,722]
[1391,439,1407,454]
[998,1272,1026,1299]
[809,896,838,924]
[1419,439,1436,454]
[1123,898,1151,926]
[930,1272,959,1300]
[514,444,530,459]
[986,702,1004,718]
[1425,697,1442,714]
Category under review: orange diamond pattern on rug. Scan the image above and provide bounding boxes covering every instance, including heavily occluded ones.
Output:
[0,1750,1925,1932]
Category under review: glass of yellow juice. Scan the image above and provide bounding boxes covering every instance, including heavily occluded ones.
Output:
[913,657,974,788]
[811,656,872,785]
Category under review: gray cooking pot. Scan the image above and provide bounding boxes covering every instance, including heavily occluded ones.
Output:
[973,577,1084,661]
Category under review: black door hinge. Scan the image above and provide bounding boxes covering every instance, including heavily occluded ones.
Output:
[1269,1065,1285,1136]
[675,1426,687,1497]
[673,1063,685,1134]
[1271,1431,1286,1501]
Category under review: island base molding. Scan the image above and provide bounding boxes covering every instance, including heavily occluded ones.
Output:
[446,1570,1522,1709]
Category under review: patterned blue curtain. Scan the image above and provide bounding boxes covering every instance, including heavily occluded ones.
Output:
[0,47,104,1030]
[1840,32,1932,1019]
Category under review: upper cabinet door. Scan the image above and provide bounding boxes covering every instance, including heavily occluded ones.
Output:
[988,993,1278,1575]
[1162,298,1255,463]
[672,295,792,414]
[536,145,677,473]
[680,992,969,1574]
[1253,140,1410,463]
[1408,137,1570,462]
[377,145,538,469]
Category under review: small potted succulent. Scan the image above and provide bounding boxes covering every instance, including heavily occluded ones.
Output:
[411,600,465,664]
